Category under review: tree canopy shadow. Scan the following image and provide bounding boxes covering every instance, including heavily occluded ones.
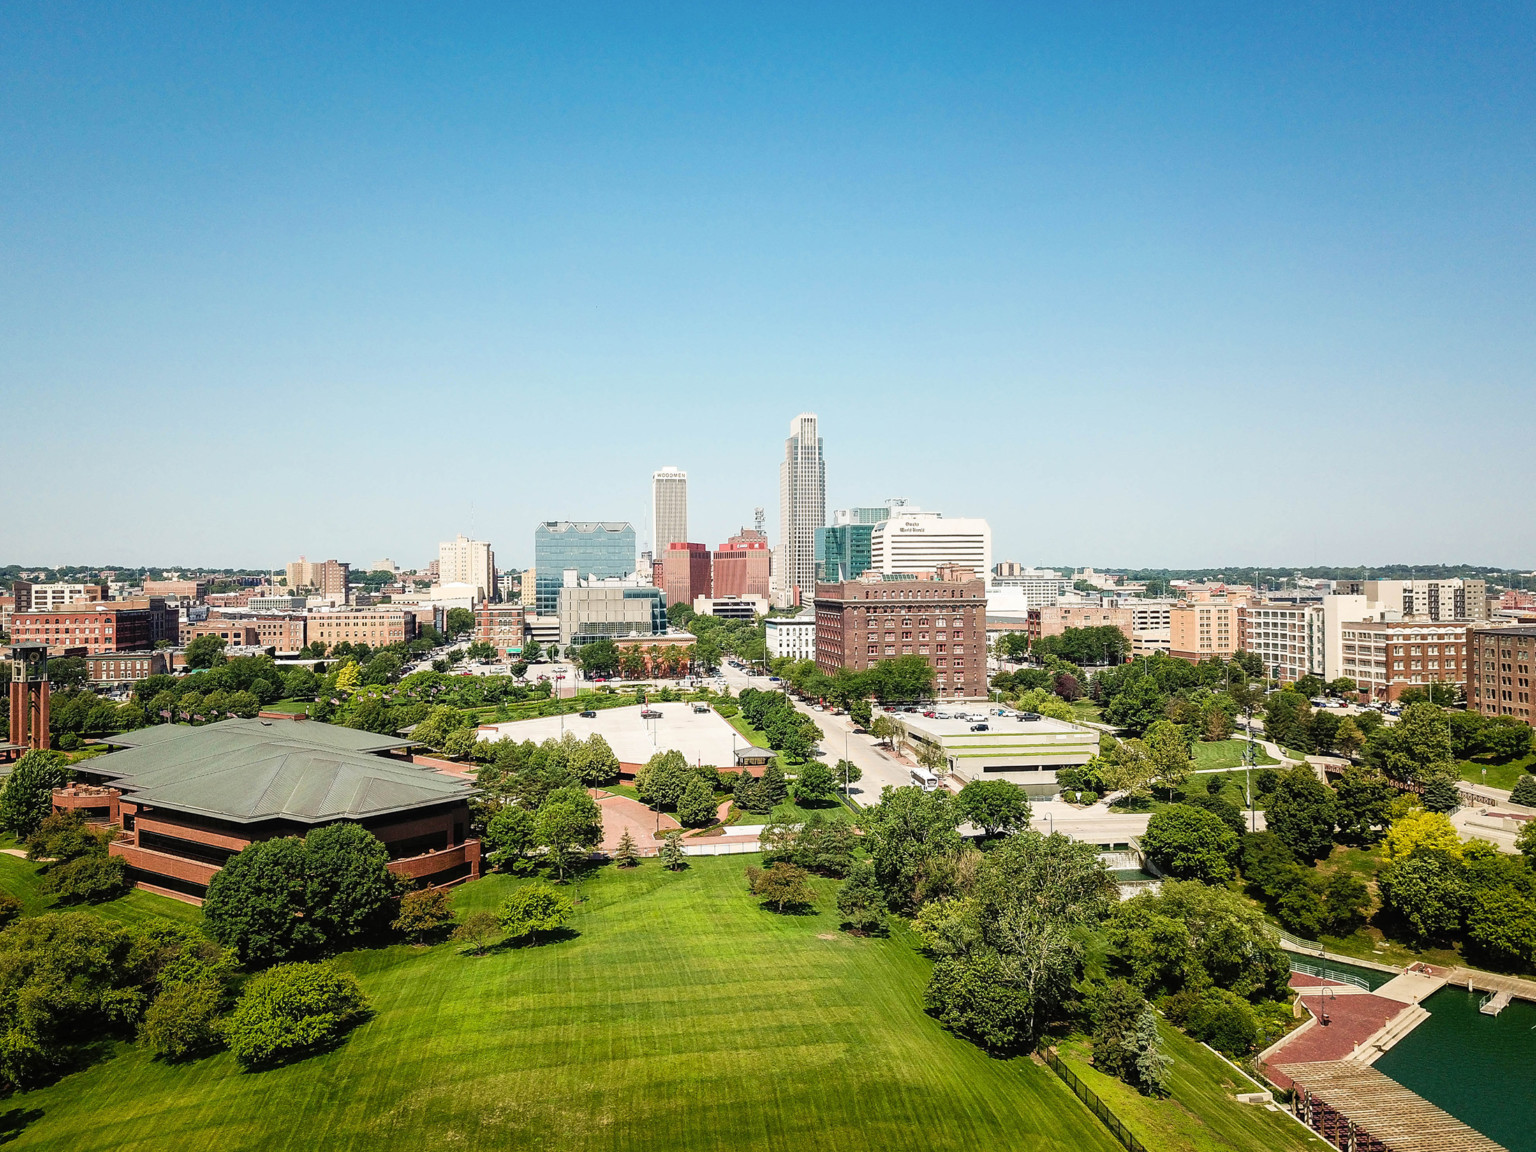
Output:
[0,1108,43,1145]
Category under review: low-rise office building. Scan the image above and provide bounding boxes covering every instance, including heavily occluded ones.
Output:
[180,620,261,647]
[84,718,480,902]
[143,579,209,602]
[898,711,1098,798]
[1338,619,1469,702]
[305,608,414,649]
[10,606,155,656]
[692,595,769,620]
[1026,603,1135,642]
[765,614,817,661]
[84,651,173,684]
[475,603,526,659]
[557,581,667,648]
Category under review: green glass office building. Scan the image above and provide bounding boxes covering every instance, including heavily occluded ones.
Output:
[816,523,874,583]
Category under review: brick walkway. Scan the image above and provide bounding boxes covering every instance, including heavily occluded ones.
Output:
[589,789,678,855]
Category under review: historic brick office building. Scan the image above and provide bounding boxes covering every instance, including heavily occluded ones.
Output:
[813,567,987,699]
[80,717,481,903]
[1465,624,1536,722]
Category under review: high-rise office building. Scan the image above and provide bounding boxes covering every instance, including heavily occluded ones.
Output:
[817,500,910,582]
[776,413,825,607]
[533,522,637,616]
[438,535,496,603]
[652,467,688,552]
[869,511,991,579]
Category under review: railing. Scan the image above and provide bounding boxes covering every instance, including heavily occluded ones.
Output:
[1290,960,1369,990]
[1038,1047,1149,1152]
[1278,928,1325,952]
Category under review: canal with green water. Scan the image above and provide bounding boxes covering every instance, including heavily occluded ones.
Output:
[1373,985,1536,1152]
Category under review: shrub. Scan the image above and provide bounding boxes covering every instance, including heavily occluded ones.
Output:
[39,853,129,904]
[223,963,370,1070]
[140,979,225,1061]
[26,811,111,862]
[836,860,886,935]
[0,895,21,930]
[451,910,502,955]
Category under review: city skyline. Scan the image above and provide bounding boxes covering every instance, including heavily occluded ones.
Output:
[4,6,1534,568]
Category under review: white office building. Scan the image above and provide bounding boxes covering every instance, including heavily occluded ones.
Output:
[437,535,496,603]
[765,614,817,661]
[870,511,991,579]
[652,466,688,551]
[776,413,825,608]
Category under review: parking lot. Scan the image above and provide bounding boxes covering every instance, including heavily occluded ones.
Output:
[476,701,750,767]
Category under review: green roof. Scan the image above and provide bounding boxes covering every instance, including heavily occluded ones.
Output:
[103,717,416,754]
[91,719,471,825]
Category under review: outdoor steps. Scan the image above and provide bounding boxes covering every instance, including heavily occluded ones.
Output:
[1480,990,1512,1016]
[1347,1004,1430,1066]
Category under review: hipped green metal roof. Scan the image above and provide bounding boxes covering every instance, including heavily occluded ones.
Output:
[92,719,472,825]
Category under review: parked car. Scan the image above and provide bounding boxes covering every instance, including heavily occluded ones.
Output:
[812,704,825,712]
[970,723,989,732]
[641,709,662,719]
[1018,712,1041,721]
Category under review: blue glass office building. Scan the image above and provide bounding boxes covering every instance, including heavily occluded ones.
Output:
[534,522,637,615]
[816,524,875,583]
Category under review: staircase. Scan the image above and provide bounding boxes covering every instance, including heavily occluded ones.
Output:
[1480,990,1512,1016]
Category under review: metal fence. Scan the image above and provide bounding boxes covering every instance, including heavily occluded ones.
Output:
[1289,960,1369,990]
[1038,1047,1149,1152]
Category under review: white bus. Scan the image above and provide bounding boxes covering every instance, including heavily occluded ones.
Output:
[910,767,940,792]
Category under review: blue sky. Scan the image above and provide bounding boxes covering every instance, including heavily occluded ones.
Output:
[3,3,1533,571]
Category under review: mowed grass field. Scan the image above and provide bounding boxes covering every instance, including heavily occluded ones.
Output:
[4,855,1123,1152]
[1192,739,1278,773]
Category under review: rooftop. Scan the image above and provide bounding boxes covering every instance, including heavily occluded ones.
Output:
[898,710,1089,739]
[88,718,469,825]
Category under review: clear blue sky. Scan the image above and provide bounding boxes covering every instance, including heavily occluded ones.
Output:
[3,3,1533,571]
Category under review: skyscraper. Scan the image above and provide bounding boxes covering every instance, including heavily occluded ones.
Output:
[776,413,825,607]
[652,466,688,551]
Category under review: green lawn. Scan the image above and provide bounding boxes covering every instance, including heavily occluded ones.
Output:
[1192,740,1279,772]
[1071,701,1104,724]
[0,853,201,928]
[3,857,1126,1152]
[1457,751,1536,791]
[1056,1026,1326,1152]
[263,698,312,714]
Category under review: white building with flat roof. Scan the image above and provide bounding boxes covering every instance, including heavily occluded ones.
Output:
[438,535,495,603]
[765,614,817,661]
[898,711,1098,799]
[870,512,991,580]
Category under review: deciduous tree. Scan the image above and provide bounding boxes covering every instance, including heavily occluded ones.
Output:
[223,962,369,1069]
[1140,805,1239,883]
[499,883,574,943]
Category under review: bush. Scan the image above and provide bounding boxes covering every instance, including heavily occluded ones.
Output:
[1139,805,1239,883]
[924,952,1032,1054]
[223,963,370,1070]
[140,980,225,1061]
[1174,988,1259,1056]
[39,853,129,904]
[0,895,21,930]
[26,811,111,862]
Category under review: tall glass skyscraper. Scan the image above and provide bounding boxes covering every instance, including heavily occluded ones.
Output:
[533,522,637,616]
[776,413,824,606]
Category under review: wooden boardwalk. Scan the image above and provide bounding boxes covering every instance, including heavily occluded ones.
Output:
[1276,1061,1506,1152]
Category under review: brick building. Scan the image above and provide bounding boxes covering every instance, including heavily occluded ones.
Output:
[813,569,987,699]
[10,606,154,655]
[143,579,208,602]
[1025,603,1135,643]
[1170,601,1246,663]
[712,531,772,600]
[475,603,526,659]
[84,651,173,684]
[1465,625,1536,722]
[305,608,413,649]
[285,558,350,600]
[82,718,480,902]
[1337,619,1469,703]
[180,619,262,648]
[115,597,180,647]
[661,543,712,609]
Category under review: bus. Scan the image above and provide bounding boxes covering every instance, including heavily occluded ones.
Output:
[910,767,940,792]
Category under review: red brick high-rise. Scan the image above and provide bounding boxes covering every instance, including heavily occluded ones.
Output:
[712,530,771,600]
[661,543,712,609]
[813,568,987,699]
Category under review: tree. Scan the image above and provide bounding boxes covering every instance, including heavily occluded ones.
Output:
[1109,881,1287,1003]
[613,829,640,867]
[1140,805,1240,883]
[0,750,69,837]
[869,714,900,749]
[576,639,620,677]
[836,860,886,934]
[1143,720,1192,796]
[956,779,1031,838]
[445,607,474,638]
[758,759,789,807]
[849,699,873,729]
[862,786,963,913]
[304,823,398,946]
[1510,774,1536,808]
[1422,769,1461,814]
[185,634,228,669]
[1378,853,1469,942]
[1383,809,1463,862]
[1322,872,1371,933]
[452,910,502,955]
[204,837,323,966]
[1265,766,1337,861]
[1099,737,1156,801]
[1129,1004,1171,1095]
[1333,717,1365,761]
[834,758,863,794]
[1483,719,1533,763]
[534,789,604,879]
[484,805,537,871]
[635,749,690,809]
[522,639,544,665]
[1465,886,1536,969]
[659,830,687,871]
[1518,820,1536,863]
[1369,701,1455,785]
[746,862,816,912]
[793,761,837,806]
[677,776,718,827]
[916,741,948,776]
[1333,765,1395,845]
[223,962,369,1070]
[499,883,574,943]
[39,853,129,903]
[392,888,455,943]
[140,979,225,1062]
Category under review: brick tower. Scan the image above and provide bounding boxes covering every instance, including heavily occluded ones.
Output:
[7,644,50,753]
